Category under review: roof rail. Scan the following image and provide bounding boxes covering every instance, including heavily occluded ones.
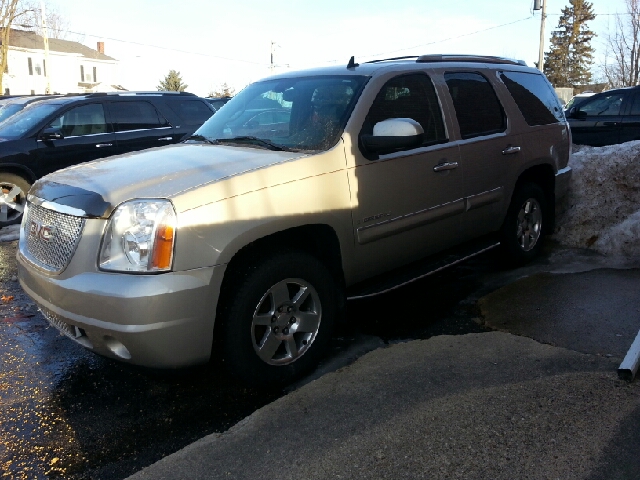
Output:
[364,56,419,64]
[84,91,196,98]
[416,54,527,66]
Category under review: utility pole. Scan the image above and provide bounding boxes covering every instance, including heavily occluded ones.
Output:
[40,0,51,94]
[270,40,275,75]
[534,0,547,72]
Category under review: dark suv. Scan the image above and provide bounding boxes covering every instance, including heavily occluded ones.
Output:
[0,91,214,225]
[566,86,640,146]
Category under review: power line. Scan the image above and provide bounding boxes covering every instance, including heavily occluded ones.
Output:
[342,15,534,62]
[58,29,270,66]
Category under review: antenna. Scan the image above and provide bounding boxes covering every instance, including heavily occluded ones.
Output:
[347,56,359,69]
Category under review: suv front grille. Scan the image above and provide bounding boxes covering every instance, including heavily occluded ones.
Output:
[24,202,85,273]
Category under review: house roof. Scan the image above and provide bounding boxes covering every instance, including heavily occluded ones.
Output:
[3,29,115,61]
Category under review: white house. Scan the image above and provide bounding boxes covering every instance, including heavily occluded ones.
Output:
[1,29,122,95]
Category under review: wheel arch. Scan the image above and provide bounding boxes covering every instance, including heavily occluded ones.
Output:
[0,165,37,184]
[510,163,556,233]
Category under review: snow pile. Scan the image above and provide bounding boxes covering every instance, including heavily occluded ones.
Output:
[553,140,640,257]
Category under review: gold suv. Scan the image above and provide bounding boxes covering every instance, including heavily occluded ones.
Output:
[18,55,572,386]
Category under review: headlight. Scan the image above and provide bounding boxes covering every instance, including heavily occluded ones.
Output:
[99,199,177,273]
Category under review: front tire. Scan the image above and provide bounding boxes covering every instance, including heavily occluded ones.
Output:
[500,182,546,265]
[218,251,339,387]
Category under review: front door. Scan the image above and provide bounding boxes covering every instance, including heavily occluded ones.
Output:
[36,103,116,176]
[349,73,464,280]
[570,91,625,146]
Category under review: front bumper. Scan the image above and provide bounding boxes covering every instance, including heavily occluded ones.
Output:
[18,239,226,368]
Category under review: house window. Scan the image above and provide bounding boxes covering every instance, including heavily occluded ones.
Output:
[28,57,33,75]
[35,63,42,76]
[4,88,9,95]
[43,59,46,77]
[93,66,97,82]
[80,65,84,81]
[30,90,35,95]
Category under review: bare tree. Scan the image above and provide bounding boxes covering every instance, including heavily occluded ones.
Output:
[603,0,640,87]
[27,3,70,39]
[0,0,33,92]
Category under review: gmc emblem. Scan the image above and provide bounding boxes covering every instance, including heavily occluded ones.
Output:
[29,221,56,242]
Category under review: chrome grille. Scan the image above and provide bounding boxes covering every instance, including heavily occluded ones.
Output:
[24,202,85,273]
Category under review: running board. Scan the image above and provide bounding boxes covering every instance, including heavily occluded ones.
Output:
[346,237,500,300]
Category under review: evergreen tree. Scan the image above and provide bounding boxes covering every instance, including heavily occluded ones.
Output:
[157,70,188,92]
[543,0,596,87]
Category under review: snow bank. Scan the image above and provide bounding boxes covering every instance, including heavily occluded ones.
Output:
[553,140,640,257]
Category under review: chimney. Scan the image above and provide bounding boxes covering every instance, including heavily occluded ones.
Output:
[97,42,104,54]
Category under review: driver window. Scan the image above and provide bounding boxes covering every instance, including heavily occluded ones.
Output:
[362,74,447,146]
[580,94,624,116]
[49,104,108,137]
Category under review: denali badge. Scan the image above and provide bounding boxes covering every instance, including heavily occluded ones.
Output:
[29,221,56,242]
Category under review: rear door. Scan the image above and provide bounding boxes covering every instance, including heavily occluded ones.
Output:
[443,71,512,240]
[106,100,175,154]
[619,90,640,144]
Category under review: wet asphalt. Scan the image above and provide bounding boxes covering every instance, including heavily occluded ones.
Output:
[1,238,639,479]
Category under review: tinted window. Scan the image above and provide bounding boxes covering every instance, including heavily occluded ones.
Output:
[628,93,640,116]
[110,101,170,132]
[167,99,213,125]
[362,73,446,146]
[444,72,505,139]
[499,71,563,125]
[48,103,108,136]
[579,93,625,116]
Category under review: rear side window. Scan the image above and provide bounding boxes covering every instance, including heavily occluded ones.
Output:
[167,99,214,125]
[109,101,170,132]
[499,71,563,125]
[362,73,447,146]
[444,72,505,139]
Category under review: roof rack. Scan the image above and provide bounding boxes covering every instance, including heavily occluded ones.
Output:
[416,54,526,66]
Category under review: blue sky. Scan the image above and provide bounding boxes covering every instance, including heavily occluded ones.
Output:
[54,0,626,95]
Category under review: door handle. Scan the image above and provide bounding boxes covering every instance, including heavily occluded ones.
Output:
[502,145,521,155]
[158,136,173,141]
[603,122,619,126]
[433,161,458,172]
[95,143,113,148]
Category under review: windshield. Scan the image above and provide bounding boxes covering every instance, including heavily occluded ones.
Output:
[0,103,60,139]
[0,104,25,124]
[193,75,367,152]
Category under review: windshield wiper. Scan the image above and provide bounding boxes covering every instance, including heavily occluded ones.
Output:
[215,136,289,151]
[185,134,219,145]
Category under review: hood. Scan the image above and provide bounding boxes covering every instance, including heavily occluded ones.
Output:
[30,143,307,217]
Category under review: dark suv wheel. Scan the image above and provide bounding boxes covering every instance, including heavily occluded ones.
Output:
[0,173,30,227]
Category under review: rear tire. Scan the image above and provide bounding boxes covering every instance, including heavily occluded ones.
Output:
[0,173,30,228]
[218,251,338,387]
[500,182,546,265]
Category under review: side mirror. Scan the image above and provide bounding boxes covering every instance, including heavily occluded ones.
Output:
[360,118,424,156]
[39,127,64,141]
[569,108,587,120]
